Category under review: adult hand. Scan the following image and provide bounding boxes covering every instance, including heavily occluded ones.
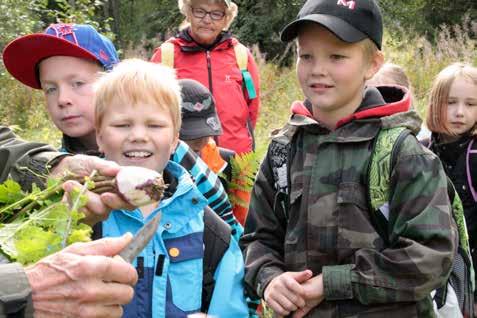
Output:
[25,233,138,318]
[264,270,312,317]
[292,274,325,318]
[62,180,134,226]
[50,154,119,179]
[52,155,133,225]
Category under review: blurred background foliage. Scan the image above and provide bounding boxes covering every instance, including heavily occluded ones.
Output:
[0,0,476,155]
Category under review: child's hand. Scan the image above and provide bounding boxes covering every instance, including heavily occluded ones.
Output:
[264,270,312,316]
[292,274,325,318]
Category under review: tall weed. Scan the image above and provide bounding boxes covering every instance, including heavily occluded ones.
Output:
[0,21,476,158]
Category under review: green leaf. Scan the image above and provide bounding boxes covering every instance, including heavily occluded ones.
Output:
[67,226,92,245]
[0,179,24,204]
[15,226,62,265]
[0,175,92,265]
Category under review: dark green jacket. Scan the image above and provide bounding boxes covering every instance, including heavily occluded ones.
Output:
[240,87,456,317]
[0,126,63,317]
[0,126,63,189]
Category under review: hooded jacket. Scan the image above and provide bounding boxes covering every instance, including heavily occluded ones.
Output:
[428,133,477,300]
[240,86,456,317]
[102,161,248,318]
[151,29,260,154]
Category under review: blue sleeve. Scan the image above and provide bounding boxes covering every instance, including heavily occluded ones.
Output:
[172,141,243,240]
[207,236,248,317]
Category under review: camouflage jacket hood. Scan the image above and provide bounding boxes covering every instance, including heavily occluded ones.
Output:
[240,86,456,317]
[287,85,421,135]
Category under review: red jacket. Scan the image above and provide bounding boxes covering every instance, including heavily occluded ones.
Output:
[151,29,260,154]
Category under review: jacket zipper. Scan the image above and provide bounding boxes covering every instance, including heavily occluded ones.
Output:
[206,50,213,94]
[206,50,219,144]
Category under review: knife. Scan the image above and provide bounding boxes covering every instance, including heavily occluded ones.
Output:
[119,211,162,263]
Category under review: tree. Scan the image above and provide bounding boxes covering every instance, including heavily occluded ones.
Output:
[233,0,303,62]
[379,0,476,38]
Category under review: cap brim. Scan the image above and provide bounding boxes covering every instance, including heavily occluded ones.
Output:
[180,117,222,140]
[3,34,99,89]
[280,14,367,43]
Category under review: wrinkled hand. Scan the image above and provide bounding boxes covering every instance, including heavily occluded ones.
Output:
[53,155,133,225]
[292,274,325,318]
[264,270,313,317]
[62,180,134,226]
[50,154,119,179]
[25,234,138,318]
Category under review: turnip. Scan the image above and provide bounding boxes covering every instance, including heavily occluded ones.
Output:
[106,166,166,206]
[69,166,167,207]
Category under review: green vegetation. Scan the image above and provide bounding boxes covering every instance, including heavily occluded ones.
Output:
[0,177,91,265]
[0,0,475,314]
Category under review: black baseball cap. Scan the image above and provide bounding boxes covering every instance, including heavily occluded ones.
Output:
[280,0,383,49]
[179,79,223,140]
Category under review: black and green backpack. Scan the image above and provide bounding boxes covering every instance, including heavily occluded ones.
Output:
[368,127,474,318]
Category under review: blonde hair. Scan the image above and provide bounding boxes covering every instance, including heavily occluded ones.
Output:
[426,62,477,136]
[296,24,380,64]
[367,63,411,89]
[359,38,379,64]
[94,58,182,133]
[178,0,238,30]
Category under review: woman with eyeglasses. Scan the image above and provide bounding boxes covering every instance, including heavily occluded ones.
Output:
[151,0,261,155]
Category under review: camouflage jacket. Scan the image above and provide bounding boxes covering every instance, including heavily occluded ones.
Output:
[0,126,64,190]
[240,87,457,317]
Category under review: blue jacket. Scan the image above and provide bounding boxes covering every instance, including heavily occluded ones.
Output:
[102,161,248,318]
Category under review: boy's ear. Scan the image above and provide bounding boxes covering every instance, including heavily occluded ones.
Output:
[96,130,104,153]
[365,50,385,81]
[171,133,179,152]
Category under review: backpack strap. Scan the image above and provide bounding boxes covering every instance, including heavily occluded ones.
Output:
[201,206,231,312]
[161,41,256,100]
[369,129,475,315]
[160,42,175,68]
[367,126,410,243]
[268,124,301,221]
[437,178,474,312]
[466,138,477,202]
[233,43,257,100]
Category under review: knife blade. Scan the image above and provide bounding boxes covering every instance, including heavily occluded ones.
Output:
[119,211,162,263]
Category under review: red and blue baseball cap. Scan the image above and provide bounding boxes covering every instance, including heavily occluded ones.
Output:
[2,23,119,89]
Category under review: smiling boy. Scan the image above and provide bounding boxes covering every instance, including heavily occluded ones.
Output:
[94,58,248,317]
[240,0,456,317]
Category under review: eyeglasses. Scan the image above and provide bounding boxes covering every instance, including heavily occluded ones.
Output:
[191,7,225,21]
